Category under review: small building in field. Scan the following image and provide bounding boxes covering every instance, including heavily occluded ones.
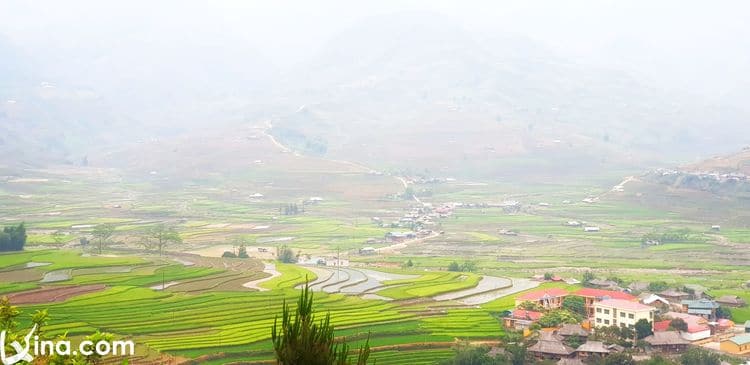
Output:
[720,334,750,355]
[515,288,568,310]
[583,226,600,232]
[359,247,376,255]
[745,320,750,333]
[384,231,416,242]
[644,331,691,352]
[593,299,654,329]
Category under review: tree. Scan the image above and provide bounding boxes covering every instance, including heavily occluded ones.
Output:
[272,282,370,365]
[582,271,595,286]
[543,272,553,280]
[143,224,182,256]
[461,261,477,272]
[538,309,579,328]
[679,347,720,365]
[404,259,414,268]
[277,245,297,263]
[634,319,653,339]
[668,318,688,332]
[603,352,635,365]
[715,306,732,319]
[516,301,544,312]
[448,261,461,272]
[237,244,249,258]
[562,296,586,318]
[648,281,670,292]
[92,223,115,254]
[0,223,27,252]
[222,251,237,258]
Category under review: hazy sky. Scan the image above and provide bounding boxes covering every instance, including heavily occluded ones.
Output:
[1,0,749,95]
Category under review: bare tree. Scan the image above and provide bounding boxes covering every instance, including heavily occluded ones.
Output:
[91,224,115,254]
[142,224,182,256]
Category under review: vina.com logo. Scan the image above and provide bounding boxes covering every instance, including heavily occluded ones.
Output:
[0,325,134,364]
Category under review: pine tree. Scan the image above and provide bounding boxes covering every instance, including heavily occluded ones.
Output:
[272,282,370,365]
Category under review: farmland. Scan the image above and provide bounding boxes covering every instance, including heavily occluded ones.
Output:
[1,125,749,364]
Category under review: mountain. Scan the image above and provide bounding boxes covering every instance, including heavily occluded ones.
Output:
[267,12,749,179]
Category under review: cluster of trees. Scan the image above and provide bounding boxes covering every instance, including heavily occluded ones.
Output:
[0,223,26,252]
[448,261,477,272]
[279,203,303,216]
[641,229,692,245]
[537,309,580,328]
[271,282,369,365]
[222,245,250,259]
[277,245,297,263]
[589,319,653,349]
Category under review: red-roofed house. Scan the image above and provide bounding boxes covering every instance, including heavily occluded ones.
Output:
[504,309,544,330]
[574,288,636,317]
[593,299,655,329]
[516,288,568,309]
[654,320,671,332]
[663,312,711,341]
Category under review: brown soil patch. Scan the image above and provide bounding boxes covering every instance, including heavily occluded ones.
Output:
[7,284,106,305]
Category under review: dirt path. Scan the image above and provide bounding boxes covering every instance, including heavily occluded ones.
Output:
[242,262,280,291]
[375,233,440,254]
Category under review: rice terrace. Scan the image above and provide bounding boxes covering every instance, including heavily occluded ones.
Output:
[2,2,750,365]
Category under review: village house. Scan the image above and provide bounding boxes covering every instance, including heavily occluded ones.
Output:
[556,324,589,339]
[515,288,568,309]
[527,331,575,360]
[358,247,376,255]
[587,279,621,290]
[715,295,746,308]
[681,299,720,320]
[593,299,655,329]
[658,289,692,303]
[640,293,670,309]
[644,331,691,352]
[384,231,416,242]
[660,312,711,342]
[574,288,636,317]
[503,309,543,330]
[720,334,750,355]
[575,341,623,359]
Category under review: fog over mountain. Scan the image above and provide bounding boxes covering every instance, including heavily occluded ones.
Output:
[1,0,749,175]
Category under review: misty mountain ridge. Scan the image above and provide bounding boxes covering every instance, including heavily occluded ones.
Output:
[1,12,748,178]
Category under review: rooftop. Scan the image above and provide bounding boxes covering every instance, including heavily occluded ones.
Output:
[511,309,544,321]
[596,299,653,311]
[644,331,690,346]
[574,288,636,301]
[727,334,750,346]
[517,288,568,301]
[681,299,720,309]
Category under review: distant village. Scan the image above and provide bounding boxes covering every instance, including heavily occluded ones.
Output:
[502,274,750,363]
[646,168,750,194]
